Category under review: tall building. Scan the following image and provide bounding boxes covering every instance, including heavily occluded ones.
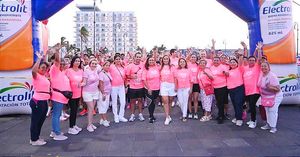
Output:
[75,5,138,53]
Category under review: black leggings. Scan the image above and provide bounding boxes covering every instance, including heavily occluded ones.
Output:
[214,86,228,119]
[145,90,160,118]
[30,99,48,141]
[68,98,80,128]
[246,94,260,121]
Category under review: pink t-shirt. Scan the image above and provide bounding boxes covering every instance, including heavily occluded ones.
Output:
[109,64,125,87]
[32,73,51,100]
[258,72,280,96]
[49,64,71,104]
[99,71,112,94]
[243,64,260,95]
[142,65,160,90]
[175,68,191,89]
[83,68,99,92]
[210,64,229,88]
[227,66,244,89]
[125,63,144,89]
[170,57,179,67]
[160,65,176,83]
[197,68,213,89]
[66,68,83,99]
[188,62,199,84]
[205,59,213,68]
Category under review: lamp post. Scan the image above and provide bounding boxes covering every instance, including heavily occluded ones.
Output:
[223,40,227,54]
[295,22,299,56]
[93,0,96,54]
[115,23,121,52]
[123,32,127,53]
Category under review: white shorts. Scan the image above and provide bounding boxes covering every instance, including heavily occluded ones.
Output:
[82,91,99,102]
[97,92,110,114]
[160,82,177,96]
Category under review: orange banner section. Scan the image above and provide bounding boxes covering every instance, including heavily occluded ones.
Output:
[0,20,33,71]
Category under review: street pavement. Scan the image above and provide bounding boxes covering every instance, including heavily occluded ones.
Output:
[0,104,299,156]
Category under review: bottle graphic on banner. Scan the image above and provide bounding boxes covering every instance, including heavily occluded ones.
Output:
[259,0,296,64]
[0,0,33,70]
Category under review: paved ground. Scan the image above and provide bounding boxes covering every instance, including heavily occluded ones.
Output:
[0,104,300,157]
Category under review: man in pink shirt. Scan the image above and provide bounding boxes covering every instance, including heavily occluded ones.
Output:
[126,52,146,122]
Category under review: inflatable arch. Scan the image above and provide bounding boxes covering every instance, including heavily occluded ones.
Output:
[0,0,299,115]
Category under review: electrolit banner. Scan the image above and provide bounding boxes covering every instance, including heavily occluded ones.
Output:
[0,70,33,115]
[259,0,296,64]
[0,0,33,70]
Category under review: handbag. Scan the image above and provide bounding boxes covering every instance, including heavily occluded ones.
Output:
[53,88,73,99]
[203,84,214,95]
[261,95,275,107]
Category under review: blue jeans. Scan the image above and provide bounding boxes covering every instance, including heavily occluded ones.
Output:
[52,101,64,135]
[229,85,245,120]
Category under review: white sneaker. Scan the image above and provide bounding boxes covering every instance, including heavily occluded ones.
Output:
[200,116,209,122]
[261,124,271,130]
[60,116,67,121]
[68,127,79,135]
[74,125,82,132]
[158,102,162,106]
[231,118,237,124]
[246,120,252,125]
[270,127,277,133]
[138,113,145,121]
[188,113,193,119]
[129,114,135,122]
[63,112,70,118]
[248,121,257,129]
[171,102,175,107]
[114,116,120,123]
[53,134,68,141]
[30,139,47,146]
[91,124,97,129]
[236,120,243,126]
[103,120,110,127]
[194,114,199,120]
[87,125,94,132]
[207,115,212,120]
[99,119,104,125]
[49,131,55,138]
[164,116,172,125]
[119,117,128,122]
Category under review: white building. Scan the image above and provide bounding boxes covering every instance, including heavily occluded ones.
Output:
[75,5,138,53]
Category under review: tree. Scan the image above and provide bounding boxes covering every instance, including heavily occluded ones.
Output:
[80,26,89,53]
[85,46,92,55]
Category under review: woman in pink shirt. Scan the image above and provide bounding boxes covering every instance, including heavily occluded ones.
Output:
[175,58,192,122]
[160,55,176,125]
[98,61,113,127]
[30,52,50,146]
[225,58,245,126]
[125,52,145,122]
[242,55,261,128]
[82,59,100,132]
[210,56,229,124]
[142,55,160,123]
[198,59,214,122]
[187,53,200,119]
[49,45,71,141]
[110,54,128,123]
[258,62,283,133]
[65,56,83,135]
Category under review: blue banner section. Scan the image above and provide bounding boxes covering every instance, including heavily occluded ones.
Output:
[216,0,263,55]
[32,0,73,21]
[32,18,40,62]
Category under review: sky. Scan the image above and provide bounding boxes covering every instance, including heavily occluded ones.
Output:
[48,0,300,50]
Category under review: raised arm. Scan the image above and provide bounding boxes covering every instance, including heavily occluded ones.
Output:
[32,52,44,79]
[240,41,248,57]
[211,39,216,57]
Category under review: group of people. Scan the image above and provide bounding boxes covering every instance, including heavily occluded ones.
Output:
[29,40,283,146]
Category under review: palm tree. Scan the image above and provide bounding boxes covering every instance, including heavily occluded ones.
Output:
[85,46,92,55]
[80,26,89,53]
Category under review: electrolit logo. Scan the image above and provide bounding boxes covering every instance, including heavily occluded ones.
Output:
[0,0,28,13]
[279,74,300,92]
[262,0,291,14]
[0,82,33,102]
